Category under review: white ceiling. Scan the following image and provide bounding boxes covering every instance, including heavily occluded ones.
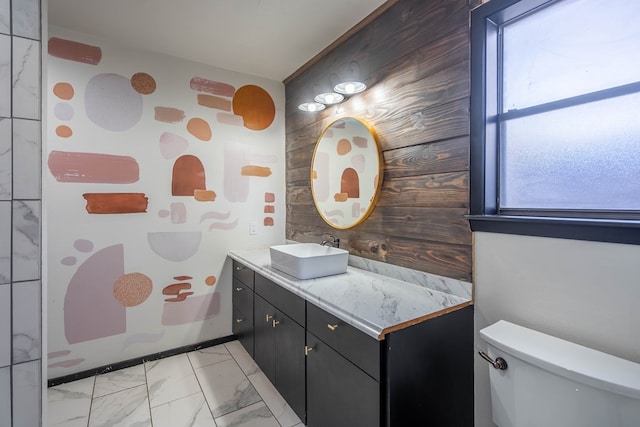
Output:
[48,0,388,82]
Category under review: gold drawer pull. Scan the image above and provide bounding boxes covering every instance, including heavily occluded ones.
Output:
[235,265,244,271]
[235,318,244,324]
[265,314,273,322]
[327,324,339,331]
[304,346,313,356]
[272,319,280,328]
[235,287,243,292]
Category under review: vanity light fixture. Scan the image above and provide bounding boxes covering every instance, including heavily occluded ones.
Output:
[334,81,367,95]
[314,92,344,105]
[298,102,326,112]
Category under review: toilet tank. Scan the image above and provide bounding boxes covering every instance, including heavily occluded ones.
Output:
[480,320,640,427]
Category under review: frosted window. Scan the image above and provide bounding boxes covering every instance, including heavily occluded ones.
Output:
[500,93,640,210]
[503,0,640,111]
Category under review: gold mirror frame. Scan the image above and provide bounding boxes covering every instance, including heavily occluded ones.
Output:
[310,117,383,229]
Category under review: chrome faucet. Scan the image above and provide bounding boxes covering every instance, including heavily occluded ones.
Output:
[321,234,340,248]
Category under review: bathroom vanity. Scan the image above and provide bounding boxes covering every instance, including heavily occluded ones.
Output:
[229,248,473,427]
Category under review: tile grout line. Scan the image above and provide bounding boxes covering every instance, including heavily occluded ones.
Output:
[186,349,219,427]
[143,359,154,427]
[86,375,97,427]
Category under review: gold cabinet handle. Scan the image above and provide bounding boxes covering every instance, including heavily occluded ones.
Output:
[304,346,313,356]
[265,314,273,322]
[272,319,280,328]
[235,318,244,324]
[235,265,243,271]
[327,324,339,331]
[235,287,243,292]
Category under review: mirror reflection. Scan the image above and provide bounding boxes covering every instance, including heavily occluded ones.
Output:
[311,117,383,229]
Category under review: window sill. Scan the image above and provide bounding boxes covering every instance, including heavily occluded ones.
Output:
[466,215,640,246]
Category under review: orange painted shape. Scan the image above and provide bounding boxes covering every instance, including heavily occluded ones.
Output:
[53,82,74,100]
[265,193,275,203]
[341,168,360,198]
[205,276,217,286]
[113,272,153,307]
[194,189,216,202]
[241,165,272,177]
[187,118,212,141]
[162,283,191,295]
[56,125,73,138]
[172,155,206,196]
[48,37,102,65]
[130,72,156,95]
[154,107,185,123]
[232,85,275,131]
[82,193,148,214]
[337,138,352,155]
[264,205,275,213]
[197,94,231,111]
[190,77,235,97]
[264,217,274,226]
[334,193,348,202]
[48,150,139,183]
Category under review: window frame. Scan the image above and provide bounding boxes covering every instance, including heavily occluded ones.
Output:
[468,0,640,245]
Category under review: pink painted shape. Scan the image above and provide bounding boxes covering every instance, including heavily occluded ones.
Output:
[208,218,239,231]
[170,203,187,224]
[200,211,231,222]
[351,154,366,173]
[48,358,85,369]
[74,239,94,252]
[352,202,361,218]
[85,73,143,131]
[247,153,278,164]
[48,350,72,359]
[64,244,126,344]
[158,209,170,218]
[161,292,221,325]
[159,132,189,160]
[313,152,330,202]
[48,151,139,183]
[216,112,244,126]
[190,77,235,97]
[61,256,76,266]
[223,142,249,202]
[353,135,368,148]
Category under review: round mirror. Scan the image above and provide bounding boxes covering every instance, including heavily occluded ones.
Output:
[311,117,383,229]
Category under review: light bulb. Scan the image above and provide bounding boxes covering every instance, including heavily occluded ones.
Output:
[345,83,356,94]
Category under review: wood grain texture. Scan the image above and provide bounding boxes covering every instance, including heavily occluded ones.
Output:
[285,0,473,282]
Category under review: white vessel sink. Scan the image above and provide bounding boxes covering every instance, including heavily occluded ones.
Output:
[270,243,348,280]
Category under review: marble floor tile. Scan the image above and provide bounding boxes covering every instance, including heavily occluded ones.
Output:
[145,353,200,408]
[195,358,261,418]
[214,401,279,427]
[224,341,259,377]
[150,392,215,427]
[187,343,232,369]
[93,364,146,398]
[88,384,150,427]
[247,370,301,427]
[47,376,95,427]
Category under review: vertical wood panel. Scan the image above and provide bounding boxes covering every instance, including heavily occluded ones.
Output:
[285,0,472,282]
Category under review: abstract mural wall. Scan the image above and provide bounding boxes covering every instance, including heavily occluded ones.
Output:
[46,27,285,378]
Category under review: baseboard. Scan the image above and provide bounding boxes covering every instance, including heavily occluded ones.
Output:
[48,334,237,388]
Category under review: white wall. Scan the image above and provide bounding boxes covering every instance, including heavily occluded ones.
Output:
[473,231,640,426]
[46,27,286,378]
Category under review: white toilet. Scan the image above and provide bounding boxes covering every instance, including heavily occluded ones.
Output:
[480,320,640,427]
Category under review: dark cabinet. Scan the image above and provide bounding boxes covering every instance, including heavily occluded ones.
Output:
[231,260,254,357]
[253,275,306,422]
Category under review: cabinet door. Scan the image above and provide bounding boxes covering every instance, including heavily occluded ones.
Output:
[253,295,276,383]
[306,332,380,427]
[232,306,253,357]
[274,313,306,422]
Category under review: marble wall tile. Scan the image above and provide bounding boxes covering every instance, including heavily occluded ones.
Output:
[0,366,9,427]
[12,280,41,363]
[12,37,40,120]
[0,284,9,367]
[11,0,40,40]
[0,0,9,35]
[12,359,41,427]
[0,201,10,283]
[12,200,40,282]
[12,118,40,199]
[0,35,9,117]
[0,118,10,199]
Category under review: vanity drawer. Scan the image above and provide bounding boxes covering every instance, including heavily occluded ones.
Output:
[233,260,254,289]
[255,274,305,326]
[307,302,381,381]
[232,281,253,321]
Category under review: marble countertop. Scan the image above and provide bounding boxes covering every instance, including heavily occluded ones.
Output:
[228,248,472,340]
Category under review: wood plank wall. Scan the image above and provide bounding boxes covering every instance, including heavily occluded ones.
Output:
[284,0,475,281]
